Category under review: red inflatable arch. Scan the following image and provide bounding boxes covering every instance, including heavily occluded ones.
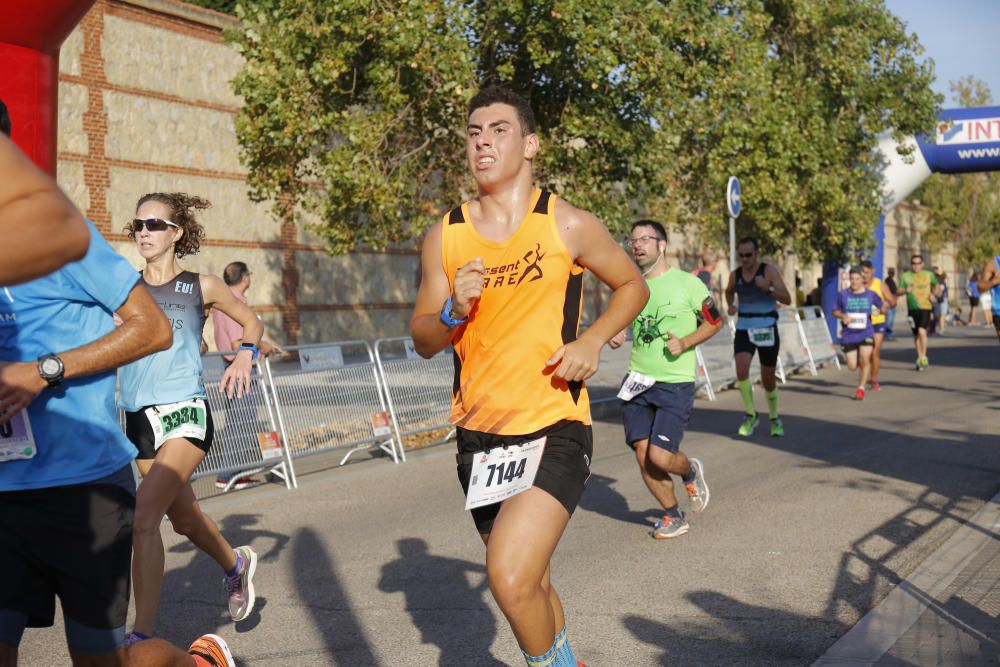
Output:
[0,0,97,175]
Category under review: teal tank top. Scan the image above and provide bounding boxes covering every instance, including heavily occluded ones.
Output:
[735,263,778,330]
[118,271,207,410]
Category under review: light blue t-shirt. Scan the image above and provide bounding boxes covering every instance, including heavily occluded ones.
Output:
[0,221,140,490]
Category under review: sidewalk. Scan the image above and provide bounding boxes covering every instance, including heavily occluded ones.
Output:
[815,487,1000,666]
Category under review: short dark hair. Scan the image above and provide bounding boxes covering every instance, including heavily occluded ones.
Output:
[737,237,758,251]
[911,254,924,263]
[860,260,873,270]
[223,261,249,286]
[631,219,666,241]
[0,99,10,138]
[468,86,537,135]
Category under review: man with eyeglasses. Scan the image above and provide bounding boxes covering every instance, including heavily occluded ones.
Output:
[609,220,719,540]
[724,237,792,437]
[898,254,939,369]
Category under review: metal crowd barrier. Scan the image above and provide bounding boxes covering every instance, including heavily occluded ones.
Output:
[797,306,841,370]
[374,337,456,461]
[266,341,401,467]
[195,352,297,491]
[697,320,737,398]
[775,307,816,382]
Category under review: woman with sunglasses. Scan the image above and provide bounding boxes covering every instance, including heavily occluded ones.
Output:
[118,192,262,646]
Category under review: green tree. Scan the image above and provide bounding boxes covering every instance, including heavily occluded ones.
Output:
[228,0,941,260]
[917,76,1000,271]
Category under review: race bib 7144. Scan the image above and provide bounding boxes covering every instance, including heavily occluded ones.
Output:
[465,436,545,511]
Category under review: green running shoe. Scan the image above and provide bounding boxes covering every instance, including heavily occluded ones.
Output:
[770,417,784,437]
[737,412,759,437]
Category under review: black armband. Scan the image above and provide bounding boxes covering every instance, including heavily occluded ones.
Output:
[701,296,722,325]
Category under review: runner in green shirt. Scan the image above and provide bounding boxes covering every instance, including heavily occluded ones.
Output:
[609,220,722,540]
[898,254,939,370]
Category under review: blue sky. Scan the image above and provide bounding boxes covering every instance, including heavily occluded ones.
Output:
[884,0,1000,108]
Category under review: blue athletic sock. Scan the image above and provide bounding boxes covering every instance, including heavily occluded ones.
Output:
[663,505,683,519]
[128,630,151,641]
[225,550,243,578]
[522,626,577,667]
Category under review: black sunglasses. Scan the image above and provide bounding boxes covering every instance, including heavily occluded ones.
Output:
[738,252,755,258]
[131,218,179,233]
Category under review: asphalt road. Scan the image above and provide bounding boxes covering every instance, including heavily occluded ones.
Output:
[18,326,1000,666]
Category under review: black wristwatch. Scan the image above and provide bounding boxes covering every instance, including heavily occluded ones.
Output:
[37,354,65,388]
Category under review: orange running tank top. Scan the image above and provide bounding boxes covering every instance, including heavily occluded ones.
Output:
[441,188,591,435]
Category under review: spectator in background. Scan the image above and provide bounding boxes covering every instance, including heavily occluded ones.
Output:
[968,271,981,326]
[795,275,805,307]
[691,248,725,306]
[212,261,283,490]
[806,278,823,307]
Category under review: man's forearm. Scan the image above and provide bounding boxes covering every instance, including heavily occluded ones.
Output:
[411,314,456,358]
[59,312,171,381]
[579,279,648,346]
[680,321,722,350]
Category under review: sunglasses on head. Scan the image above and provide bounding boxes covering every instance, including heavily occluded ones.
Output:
[131,218,179,232]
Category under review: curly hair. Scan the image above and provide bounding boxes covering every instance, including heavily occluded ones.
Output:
[127,192,210,258]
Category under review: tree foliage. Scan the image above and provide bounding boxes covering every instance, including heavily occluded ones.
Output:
[227,0,941,259]
[917,77,1000,270]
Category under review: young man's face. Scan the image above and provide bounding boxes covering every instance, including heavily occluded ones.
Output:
[466,103,537,189]
[862,265,874,284]
[850,272,864,291]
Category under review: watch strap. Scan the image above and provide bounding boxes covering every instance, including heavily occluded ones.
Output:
[440,296,468,329]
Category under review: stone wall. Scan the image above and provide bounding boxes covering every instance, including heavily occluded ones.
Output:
[55,0,424,350]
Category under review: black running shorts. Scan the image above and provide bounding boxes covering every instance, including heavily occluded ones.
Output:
[124,399,215,460]
[0,466,135,654]
[909,308,931,333]
[733,327,781,367]
[456,420,593,534]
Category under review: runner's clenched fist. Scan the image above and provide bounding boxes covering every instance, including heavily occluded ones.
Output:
[451,257,485,319]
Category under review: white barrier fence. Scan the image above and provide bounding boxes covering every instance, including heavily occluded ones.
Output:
[194,352,297,491]
[268,341,401,467]
[132,312,843,493]
[373,337,456,461]
[797,306,841,370]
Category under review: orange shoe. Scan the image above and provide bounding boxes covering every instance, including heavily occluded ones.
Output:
[188,634,235,667]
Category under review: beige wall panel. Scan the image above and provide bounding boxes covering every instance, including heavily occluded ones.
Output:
[299,309,411,345]
[57,83,88,155]
[103,91,242,173]
[295,251,419,306]
[56,161,90,214]
[58,25,83,76]
[102,14,242,107]
[107,166,279,242]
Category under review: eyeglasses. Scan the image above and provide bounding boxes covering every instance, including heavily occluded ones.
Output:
[911,260,923,265]
[131,218,179,233]
[625,235,662,249]
[738,252,755,259]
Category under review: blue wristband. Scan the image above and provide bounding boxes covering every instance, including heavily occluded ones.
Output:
[440,296,468,329]
[239,343,260,361]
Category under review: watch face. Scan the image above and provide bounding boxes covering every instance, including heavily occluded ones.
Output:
[41,357,61,376]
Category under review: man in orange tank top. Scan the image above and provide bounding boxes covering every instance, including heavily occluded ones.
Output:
[411,86,648,667]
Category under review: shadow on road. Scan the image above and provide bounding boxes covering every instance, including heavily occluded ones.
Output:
[379,537,506,666]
